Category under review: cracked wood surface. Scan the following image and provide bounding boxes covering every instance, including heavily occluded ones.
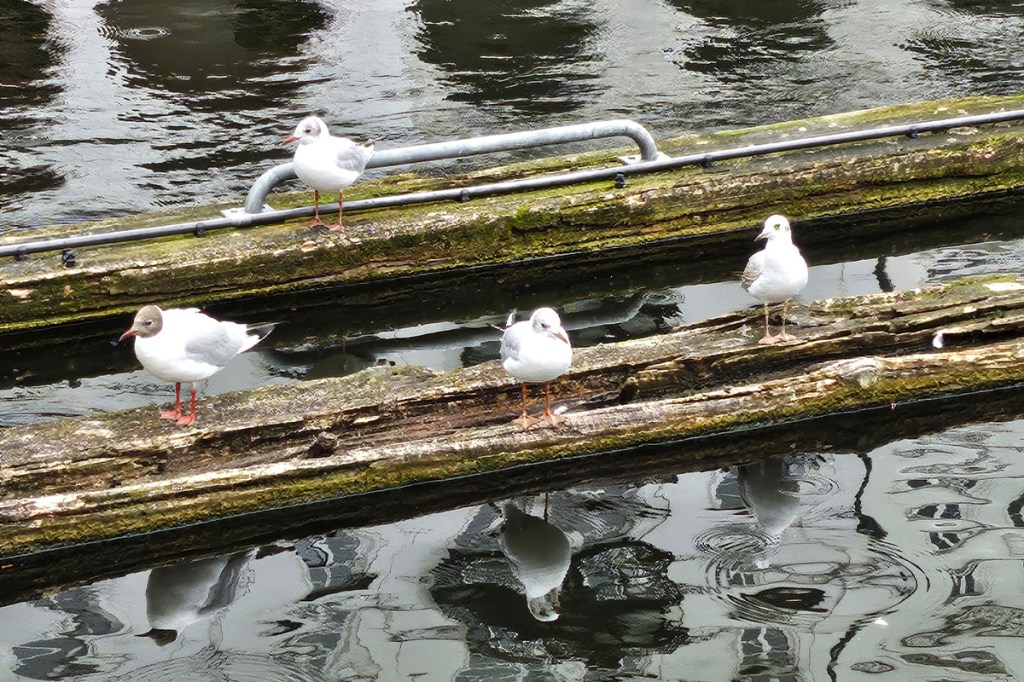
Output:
[2,276,1024,559]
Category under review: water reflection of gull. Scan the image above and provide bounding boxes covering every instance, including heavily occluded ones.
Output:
[737,457,806,569]
[137,551,253,646]
[498,502,573,621]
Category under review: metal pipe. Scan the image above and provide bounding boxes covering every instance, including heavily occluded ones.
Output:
[652,108,1024,168]
[366,119,662,167]
[5,109,1024,260]
[0,209,302,259]
[243,163,297,214]
[242,119,662,214]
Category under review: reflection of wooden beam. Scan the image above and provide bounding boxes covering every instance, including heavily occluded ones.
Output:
[4,96,1024,334]
[2,275,1024,567]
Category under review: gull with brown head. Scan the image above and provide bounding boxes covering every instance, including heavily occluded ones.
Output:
[119,306,275,426]
[284,116,374,233]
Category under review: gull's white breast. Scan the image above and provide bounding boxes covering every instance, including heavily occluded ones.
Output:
[747,242,808,304]
[294,138,364,193]
[501,321,573,383]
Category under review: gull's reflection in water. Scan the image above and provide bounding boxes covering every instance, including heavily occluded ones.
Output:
[137,551,253,646]
[737,456,815,569]
[497,500,573,622]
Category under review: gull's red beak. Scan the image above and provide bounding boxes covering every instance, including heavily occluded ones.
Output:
[755,227,771,241]
[118,329,137,343]
[282,134,299,145]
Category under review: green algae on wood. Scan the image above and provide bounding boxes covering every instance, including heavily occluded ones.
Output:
[3,276,1024,558]
[4,96,1024,334]
[4,337,1024,557]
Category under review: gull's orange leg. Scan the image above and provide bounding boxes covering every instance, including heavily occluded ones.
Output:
[512,383,540,429]
[306,190,327,228]
[175,386,198,426]
[328,192,346,233]
[159,383,183,421]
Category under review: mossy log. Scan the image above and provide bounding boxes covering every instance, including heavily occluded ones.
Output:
[3,95,1024,334]
[2,275,1024,565]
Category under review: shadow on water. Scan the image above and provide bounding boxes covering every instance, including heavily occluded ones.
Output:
[94,0,328,177]
[434,539,686,671]
[95,0,326,96]
[0,2,65,199]
[666,0,833,77]
[898,0,1024,94]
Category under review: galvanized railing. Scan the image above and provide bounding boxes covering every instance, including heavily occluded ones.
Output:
[3,109,1024,261]
[239,119,665,214]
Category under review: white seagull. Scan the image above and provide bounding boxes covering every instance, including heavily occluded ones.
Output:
[119,305,275,426]
[500,307,572,428]
[740,214,809,345]
[284,115,374,233]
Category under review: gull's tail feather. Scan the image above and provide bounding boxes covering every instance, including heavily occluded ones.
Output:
[242,321,278,352]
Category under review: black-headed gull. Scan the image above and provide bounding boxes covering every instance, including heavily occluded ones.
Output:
[500,307,572,428]
[740,214,809,345]
[119,306,275,426]
[284,116,374,233]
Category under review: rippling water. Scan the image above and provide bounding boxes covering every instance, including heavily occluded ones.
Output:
[4,1,1024,679]
[5,416,1024,679]
[2,0,1023,229]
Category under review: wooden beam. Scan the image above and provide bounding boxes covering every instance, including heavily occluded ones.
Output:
[2,96,1024,334]
[2,276,1023,560]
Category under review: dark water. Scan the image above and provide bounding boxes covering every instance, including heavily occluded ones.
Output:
[4,0,1024,680]
[5,415,1024,680]
[1,0,1023,230]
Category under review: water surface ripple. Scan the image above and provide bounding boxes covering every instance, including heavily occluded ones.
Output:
[2,0,1022,229]
[5,418,1024,678]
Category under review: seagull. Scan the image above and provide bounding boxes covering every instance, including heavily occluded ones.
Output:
[284,115,374,233]
[119,305,276,426]
[500,307,572,428]
[740,214,809,345]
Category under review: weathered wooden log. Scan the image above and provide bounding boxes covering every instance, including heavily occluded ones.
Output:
[6,382,1024,605]
[2,275,1024,564]
[2,95,1024,334]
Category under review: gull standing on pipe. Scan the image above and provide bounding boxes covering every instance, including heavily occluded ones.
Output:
[284,116,374,233]
[501,307,573,428]
[740,214,809,345]
[119,306,276,426]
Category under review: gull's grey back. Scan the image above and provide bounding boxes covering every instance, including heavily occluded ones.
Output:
[335,139,374,174]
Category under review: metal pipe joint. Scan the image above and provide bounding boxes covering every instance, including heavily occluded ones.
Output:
[241,119,664,214]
